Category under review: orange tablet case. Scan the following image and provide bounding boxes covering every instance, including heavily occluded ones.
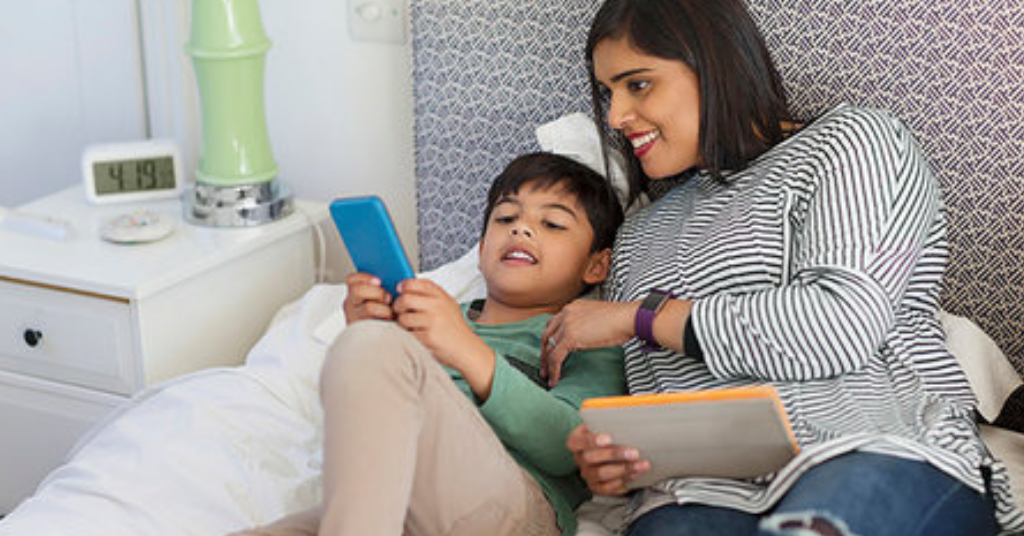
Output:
[581,385,800,488]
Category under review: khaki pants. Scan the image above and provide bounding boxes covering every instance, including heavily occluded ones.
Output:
[233,320,560,536]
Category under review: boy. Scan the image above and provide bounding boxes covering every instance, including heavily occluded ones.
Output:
[238,152,625,536]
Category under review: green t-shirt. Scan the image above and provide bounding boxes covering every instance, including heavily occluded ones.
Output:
[446,302,627,536]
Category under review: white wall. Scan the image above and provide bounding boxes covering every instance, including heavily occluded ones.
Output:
[0,0,148,207]
[261,0,418,271]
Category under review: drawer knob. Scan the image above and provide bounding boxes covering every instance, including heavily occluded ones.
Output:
[23,329,43,347]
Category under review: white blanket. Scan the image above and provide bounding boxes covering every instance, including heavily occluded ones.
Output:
[1,246,1020,535]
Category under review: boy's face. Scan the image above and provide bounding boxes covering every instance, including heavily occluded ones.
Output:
[478,182,610,310]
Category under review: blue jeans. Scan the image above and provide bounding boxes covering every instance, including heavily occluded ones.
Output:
[626,452,997,536]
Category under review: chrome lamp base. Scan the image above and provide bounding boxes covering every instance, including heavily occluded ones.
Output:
[184,180,294,227]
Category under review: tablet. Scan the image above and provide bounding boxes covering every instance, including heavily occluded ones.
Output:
[580,385,800,489]
[329,196,415,296]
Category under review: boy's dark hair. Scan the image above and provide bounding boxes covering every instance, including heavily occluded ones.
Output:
[482,152,624,252]
[585,0,793,206]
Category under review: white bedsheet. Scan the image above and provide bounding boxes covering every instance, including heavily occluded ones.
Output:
[1,245,1020,535]
[0,274,346,535]
[0,311,328,535]
[0,249,491,535]
[0,368,320,534]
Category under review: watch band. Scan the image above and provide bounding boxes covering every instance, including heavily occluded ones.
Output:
[635,289,673,351]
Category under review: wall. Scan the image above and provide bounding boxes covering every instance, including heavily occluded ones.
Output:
[0,0,148,207]
[260,0,418,272]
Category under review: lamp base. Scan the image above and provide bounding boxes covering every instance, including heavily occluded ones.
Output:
[184,180,294,227]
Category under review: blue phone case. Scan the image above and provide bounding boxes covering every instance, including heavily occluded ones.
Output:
[329,196,415,296]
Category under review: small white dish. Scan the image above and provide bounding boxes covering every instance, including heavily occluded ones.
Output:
[100,210,176,244]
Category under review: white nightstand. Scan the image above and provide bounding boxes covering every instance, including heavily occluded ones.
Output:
[0,186,325,513]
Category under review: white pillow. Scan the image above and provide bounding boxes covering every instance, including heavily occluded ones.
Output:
[535,112,647,214]
[940,311,1023,422]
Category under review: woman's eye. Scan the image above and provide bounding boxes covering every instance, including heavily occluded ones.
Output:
[627,79,650,93]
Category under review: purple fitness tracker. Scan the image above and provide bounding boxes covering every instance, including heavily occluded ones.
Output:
[635,289,673,351]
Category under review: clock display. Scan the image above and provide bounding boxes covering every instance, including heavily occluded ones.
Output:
[82,139,183,204]
[93,157,177,195]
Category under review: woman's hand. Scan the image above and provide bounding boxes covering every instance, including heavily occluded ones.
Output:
[567,424,650,496]
[540,299,638,386]
[342,272,395,323]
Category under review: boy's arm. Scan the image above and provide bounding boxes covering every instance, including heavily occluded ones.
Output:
[392,278,498,400]
[393,277,627,474]
[479,345,625,476]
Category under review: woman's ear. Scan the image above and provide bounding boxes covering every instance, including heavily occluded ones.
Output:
[583,248,612,285]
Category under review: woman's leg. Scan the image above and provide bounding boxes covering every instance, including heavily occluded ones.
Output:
[627,504,760,536]
[757,452,997,536]
[318,320,559,536]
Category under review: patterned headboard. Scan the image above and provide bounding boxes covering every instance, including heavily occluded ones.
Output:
[411,0,1024,377]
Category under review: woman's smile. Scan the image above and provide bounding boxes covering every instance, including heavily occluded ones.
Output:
[628,129,661,159]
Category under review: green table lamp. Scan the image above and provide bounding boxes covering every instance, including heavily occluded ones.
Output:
[184,0,292,226]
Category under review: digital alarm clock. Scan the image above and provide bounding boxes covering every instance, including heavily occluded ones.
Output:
[82,139,184,204]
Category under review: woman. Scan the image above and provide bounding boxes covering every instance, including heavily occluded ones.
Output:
[539,0,1024,534]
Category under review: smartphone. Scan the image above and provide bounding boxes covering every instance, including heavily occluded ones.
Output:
[329,196,415,296]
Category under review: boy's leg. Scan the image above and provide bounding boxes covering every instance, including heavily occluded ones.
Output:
[756,452,998,536]
[319,320,559,536]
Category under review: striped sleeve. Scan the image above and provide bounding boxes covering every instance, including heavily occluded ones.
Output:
[695,109,942,381]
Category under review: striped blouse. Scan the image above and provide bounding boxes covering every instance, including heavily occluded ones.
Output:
[607,104,1024,533]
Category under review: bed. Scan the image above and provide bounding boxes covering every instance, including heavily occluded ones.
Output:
[3,0,1024,534]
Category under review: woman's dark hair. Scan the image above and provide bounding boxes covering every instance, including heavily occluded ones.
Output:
[586,0,792,205]
[482,152,624,253]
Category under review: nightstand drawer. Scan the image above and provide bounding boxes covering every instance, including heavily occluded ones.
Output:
[0,280,138,395]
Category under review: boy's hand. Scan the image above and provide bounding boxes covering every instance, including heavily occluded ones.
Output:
[343,272,395,323]
[393,278,495,372]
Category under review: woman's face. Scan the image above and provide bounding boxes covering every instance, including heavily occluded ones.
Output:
[592,36,702,179]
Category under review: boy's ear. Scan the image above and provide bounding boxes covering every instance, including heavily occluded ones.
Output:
[583,248,612,285]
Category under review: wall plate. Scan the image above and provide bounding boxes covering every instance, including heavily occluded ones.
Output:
[347,0,406,44]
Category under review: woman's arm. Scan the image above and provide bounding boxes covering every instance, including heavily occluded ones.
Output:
[540,297,694,384]
[545,110,940,385]
[695,108,941,381]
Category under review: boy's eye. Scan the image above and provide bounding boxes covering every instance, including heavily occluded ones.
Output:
[494,215,515,224]
[543,220,567,230]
